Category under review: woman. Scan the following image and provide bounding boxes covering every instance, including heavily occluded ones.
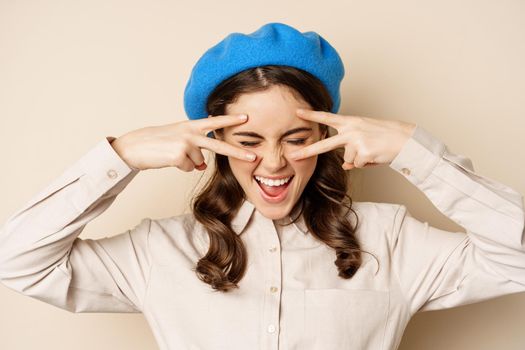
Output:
[0,22,524,350]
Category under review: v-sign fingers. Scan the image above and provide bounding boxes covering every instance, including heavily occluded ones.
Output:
[289,134,346,160]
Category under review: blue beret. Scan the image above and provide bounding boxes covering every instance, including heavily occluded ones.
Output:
[183,22,345,121]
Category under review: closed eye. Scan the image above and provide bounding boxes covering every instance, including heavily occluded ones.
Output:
[239,139,307,147]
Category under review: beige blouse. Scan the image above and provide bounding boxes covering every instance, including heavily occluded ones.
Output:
[0,125,524,350]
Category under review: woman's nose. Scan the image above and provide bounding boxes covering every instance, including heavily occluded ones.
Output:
[259,146,288,170]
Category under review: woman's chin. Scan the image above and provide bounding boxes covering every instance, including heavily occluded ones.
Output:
[247,194,290,220]
[253,195,297,220]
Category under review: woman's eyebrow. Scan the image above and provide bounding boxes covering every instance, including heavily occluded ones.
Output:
[232,127,313,139]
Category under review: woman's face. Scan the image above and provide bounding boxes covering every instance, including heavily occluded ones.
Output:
[215,85,326,220]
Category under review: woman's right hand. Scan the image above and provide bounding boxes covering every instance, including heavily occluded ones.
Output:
[110,114,256,171]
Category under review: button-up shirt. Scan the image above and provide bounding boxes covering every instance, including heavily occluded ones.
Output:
[0,125,524,350]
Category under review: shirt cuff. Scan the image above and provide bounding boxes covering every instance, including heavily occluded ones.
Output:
[64,137,139,210]
[389,125,446,185]
[80,136,138,178]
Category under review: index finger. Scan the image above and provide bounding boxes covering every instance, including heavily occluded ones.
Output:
[194,114,249,135]
[195,134,257,162]
[289,134,346,160]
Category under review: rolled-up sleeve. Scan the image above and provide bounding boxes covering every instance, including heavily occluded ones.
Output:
[0,137,151,313]
[388,125,525,314]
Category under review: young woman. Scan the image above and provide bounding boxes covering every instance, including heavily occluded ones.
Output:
[1,22,524,350]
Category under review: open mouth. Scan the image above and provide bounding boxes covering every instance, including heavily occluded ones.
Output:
[254,175,294,202]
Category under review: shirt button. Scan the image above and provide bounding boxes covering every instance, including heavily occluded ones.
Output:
[107,169,118,179]
[401,167,411,176]
[267,324,276,333]
[268,247,277,252]
[270,286,278,293]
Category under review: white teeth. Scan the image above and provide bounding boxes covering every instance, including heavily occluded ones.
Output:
[255,175,292,186]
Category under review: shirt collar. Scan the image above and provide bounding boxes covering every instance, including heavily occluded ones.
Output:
[231,198,308,236]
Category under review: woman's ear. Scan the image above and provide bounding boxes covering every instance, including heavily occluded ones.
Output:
[321,127,328,140]
[207,115,222,140]
[212,130,223,140]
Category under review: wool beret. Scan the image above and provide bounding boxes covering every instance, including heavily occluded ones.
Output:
[183,22,345,121]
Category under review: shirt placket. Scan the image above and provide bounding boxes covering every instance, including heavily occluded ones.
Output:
[258,212,283,350]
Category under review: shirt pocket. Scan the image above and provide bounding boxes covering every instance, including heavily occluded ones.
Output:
[302,289,389,350]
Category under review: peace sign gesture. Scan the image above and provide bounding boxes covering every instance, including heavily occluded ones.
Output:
[110,114,257,171]
[288,109,416,170]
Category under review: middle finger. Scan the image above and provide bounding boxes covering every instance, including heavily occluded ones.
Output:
[295,108,344,128]
[195,114,249,135]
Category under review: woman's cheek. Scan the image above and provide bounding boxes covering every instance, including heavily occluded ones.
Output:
[229,157,256,171]
[289,149,318,178]
[298,156,317,173]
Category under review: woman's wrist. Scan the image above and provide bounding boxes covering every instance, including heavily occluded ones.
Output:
[109,136,139,171]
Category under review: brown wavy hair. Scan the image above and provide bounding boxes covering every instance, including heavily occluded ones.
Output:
[191,65,367,292]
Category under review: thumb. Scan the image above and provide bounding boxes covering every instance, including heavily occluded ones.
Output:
[342,162,354,170]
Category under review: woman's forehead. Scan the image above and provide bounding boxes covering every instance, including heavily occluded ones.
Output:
[222,85,317,134]
[225,85,310,115]
[225,115,318,137]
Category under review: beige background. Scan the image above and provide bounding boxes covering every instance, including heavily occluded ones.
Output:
[1,0,524,349]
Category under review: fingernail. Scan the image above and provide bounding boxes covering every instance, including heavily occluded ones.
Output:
[289,152,299,159]
[246,153,256,161]
[238,114,248,120]
[296,109,304,114]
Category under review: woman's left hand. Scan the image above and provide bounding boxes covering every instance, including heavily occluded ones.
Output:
[288,109,417,170]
